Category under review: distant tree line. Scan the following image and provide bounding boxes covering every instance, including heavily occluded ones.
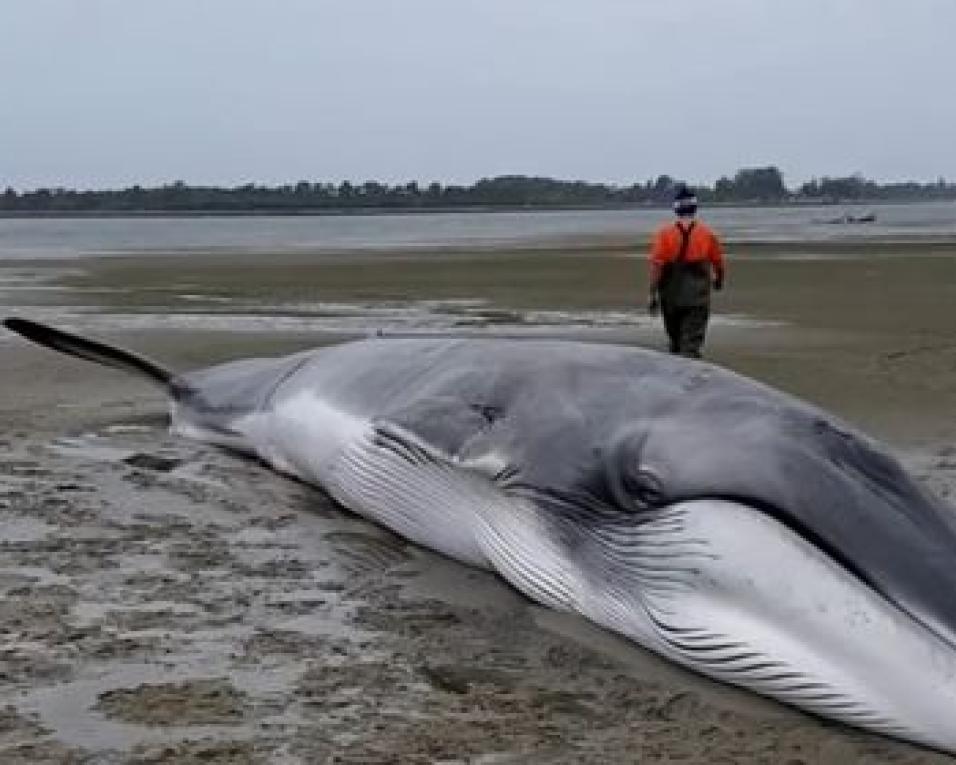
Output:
[3,167,955,214]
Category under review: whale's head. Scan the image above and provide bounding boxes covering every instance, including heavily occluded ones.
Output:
[587,392,956,750]
[606,393,956,647]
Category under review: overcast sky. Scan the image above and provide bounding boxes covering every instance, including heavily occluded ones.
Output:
[2,0,954,190]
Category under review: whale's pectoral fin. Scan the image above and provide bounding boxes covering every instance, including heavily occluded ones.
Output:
[370,420,520,487]
[3,317,178,393]
[342,420,576,608]
[369,420,451,467]
[333,419,509,567]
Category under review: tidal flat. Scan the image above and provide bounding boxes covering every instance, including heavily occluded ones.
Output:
[1,234,956,763]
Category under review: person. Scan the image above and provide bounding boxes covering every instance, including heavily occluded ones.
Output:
[647,185,725,358]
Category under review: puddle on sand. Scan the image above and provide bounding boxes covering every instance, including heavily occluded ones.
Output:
[0,516,59,542]
[69,599,205,628]
[102,423,163,435]
[48,434,139,463]
[16,665,256,752]
[0,565,70,588]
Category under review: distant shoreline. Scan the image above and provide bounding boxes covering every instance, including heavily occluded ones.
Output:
[0,198,948,220]
[1,205,641,220]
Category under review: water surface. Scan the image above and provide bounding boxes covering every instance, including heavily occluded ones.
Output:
[2,202,955,260]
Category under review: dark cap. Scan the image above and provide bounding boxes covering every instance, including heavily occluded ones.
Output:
[673,184,698,216]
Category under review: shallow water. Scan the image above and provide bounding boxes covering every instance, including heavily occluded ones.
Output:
[0,300,779,339]
[1,202,955,260]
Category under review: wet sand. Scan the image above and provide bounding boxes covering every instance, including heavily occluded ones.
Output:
[2,241,956,763]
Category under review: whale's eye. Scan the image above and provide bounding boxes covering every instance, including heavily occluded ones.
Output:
[623,466,665,508]
[604,430,667,511]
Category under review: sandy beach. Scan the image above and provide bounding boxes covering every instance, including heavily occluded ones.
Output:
[2,236,956,763]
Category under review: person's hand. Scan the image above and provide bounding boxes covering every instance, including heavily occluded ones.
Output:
[647,295,660,316]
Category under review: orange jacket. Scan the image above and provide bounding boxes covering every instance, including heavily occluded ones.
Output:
[649,220,724,288]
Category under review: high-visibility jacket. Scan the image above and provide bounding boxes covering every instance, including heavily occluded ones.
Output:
[650,220,724,274]
[649,220,725,308]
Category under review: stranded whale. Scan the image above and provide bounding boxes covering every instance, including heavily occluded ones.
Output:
[5,317,956,752]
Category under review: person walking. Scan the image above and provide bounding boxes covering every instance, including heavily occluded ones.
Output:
[647,185,725,358]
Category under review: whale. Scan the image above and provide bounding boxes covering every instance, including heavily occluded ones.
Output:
[5,316,956,752]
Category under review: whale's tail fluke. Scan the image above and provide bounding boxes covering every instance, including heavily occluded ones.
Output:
[3,317,175,392]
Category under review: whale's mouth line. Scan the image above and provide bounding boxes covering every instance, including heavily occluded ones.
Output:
[679,492,956,652]
[682,492,877,590]
[510,484,891,605]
